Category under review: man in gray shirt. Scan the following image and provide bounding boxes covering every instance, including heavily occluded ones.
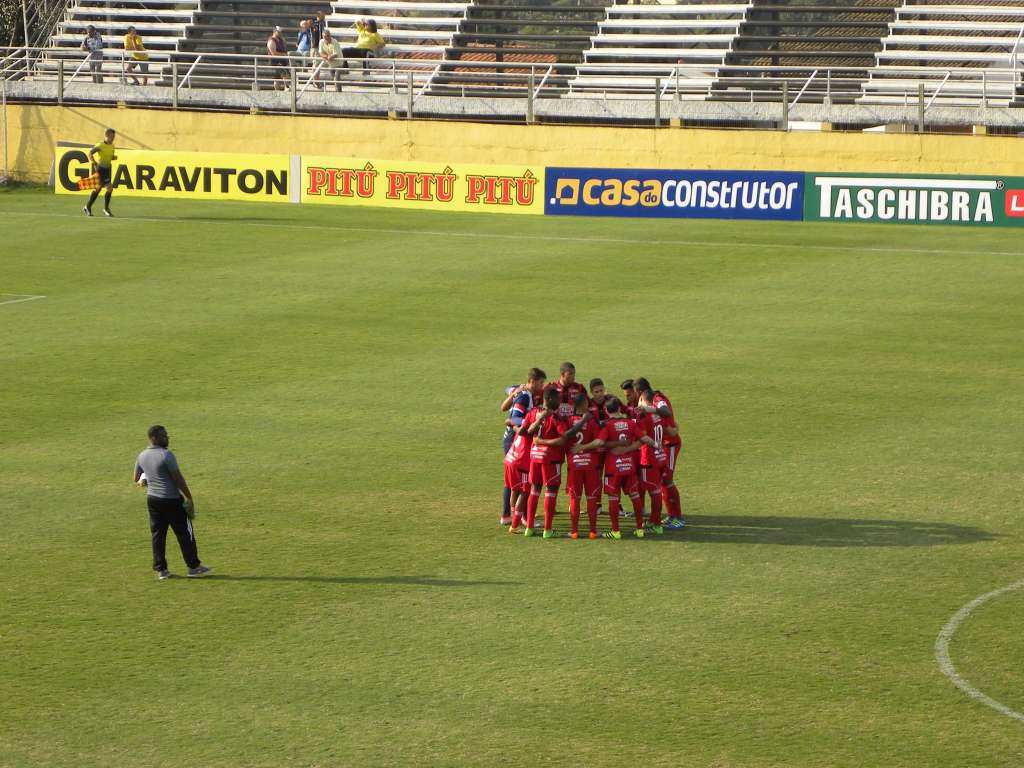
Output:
[134,425,211,580]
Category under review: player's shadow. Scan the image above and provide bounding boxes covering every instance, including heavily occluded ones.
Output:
[204,575,515,587]
[674,515,996,547]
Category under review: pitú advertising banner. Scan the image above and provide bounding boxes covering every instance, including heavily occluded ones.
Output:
[301,156,544,215]
[54,147,292,201]
[806,173,1024,227]
[544,167,805,220]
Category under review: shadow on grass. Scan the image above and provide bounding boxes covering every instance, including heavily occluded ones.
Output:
[203,575,516,587]
[675,515,996,547]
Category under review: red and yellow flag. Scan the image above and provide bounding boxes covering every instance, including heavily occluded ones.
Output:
[76,172,102,191]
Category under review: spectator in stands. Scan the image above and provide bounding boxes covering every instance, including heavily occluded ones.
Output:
[341,18,385,71]
[317,29,344,91]
[295,19,312,58]
[267,26,289,91]
[80,25,104,84]
[123,26,150,86]
[310,11,326,52]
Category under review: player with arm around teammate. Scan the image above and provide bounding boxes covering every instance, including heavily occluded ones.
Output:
[592,397,660,539]
[499,368,546,524]
[635,377,685,528]
[565,392,603,539]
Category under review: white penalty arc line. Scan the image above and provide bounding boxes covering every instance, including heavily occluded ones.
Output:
[935,578,1024,723]
[0,294,46,307]
[0,210,1021,258]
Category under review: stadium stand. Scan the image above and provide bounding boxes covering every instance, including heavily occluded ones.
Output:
[861,0,1024,107]
[713,0,900,103]
[569,1,753,98]
[38,0,199,80]
[431,1,612,97]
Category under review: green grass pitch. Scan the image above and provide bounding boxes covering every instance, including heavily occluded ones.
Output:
[1,186,1022,767]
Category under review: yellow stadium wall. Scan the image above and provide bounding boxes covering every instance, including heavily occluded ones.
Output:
[5,103,1024,183]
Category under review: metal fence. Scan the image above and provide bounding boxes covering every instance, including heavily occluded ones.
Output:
[2,45,1023,123]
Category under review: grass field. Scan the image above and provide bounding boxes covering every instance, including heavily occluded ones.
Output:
[1,185,1022,768]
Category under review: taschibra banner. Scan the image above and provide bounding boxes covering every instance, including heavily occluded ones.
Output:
[301,156,544,215]
[544,167,805,220]
[806,173,1024,227]
[54,147,292,201]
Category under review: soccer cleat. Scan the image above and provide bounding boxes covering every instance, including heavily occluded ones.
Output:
[542,529,558,539]
[157,569,171,580]
[664,517,685,530]
[83,206,92,217]
[645,524,664,535]
[499,515,513,526]
[187,565,212,578]
[569,531,579,540]
[103,209,114,217]
[603,530,622,540]
[634,528,645,539]
[508,525,523,534]
[523,528,535,538]
[588,531,598,540]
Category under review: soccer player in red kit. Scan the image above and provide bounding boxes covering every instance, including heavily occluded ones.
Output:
[635,378,684,529]
[544,361,588,419]
[565,393,603,539]
[524,388,592,538]
[617,378,646,513]
[636,390,671,535]
[504,413,535,533]
[591,397,659,539]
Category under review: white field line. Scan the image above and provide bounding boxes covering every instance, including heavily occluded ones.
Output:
[935,578,1024,723]
[0,294,46,307]
[0,210,1022,258]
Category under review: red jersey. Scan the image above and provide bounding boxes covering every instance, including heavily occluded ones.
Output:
[544,381,588,419]
[566,414,601,471]
[530,411,570,464]
[588,398,612,425]
[652,391,681,447]
[504,412,535,472]
[637,412,668,467]
[599,416,642,475]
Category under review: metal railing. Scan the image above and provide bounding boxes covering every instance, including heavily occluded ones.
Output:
[1,46,1021,123]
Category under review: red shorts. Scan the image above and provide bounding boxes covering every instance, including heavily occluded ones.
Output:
[504,462,529,493]
[567,467,601,500]
[604,472,639,497]
[639,465,663,492]
[529,461,562,489]
[661,445,679,484]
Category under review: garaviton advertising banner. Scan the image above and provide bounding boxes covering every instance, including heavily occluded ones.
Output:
[544,167,805,220]
[301,156,544,215]
[805,173,1024,227]
[54,147,292,202]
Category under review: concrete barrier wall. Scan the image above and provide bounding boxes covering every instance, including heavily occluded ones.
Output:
[6,104,1024,184]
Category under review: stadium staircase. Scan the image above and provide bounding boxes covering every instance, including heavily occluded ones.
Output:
[860,0,1024,107]
[429,1,613,97]
[712,0,900,103]
[568,1,754,99]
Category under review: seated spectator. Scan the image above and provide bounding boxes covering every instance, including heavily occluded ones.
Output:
[266,26,289,90]
[295,19,312,58]
[123,26,149,86]
[80,25,104,84]
[341,18,385,71]
[317,29,344,91]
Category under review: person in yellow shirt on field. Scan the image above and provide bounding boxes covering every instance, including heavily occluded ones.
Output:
[123,26,149,86]
[341,18,385,72]
[83,128,117,217]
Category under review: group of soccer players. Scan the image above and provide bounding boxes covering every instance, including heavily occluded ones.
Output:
[500,362,684,540]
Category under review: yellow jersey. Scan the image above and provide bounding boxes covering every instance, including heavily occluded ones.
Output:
[124,33,149,61]
[90,142,116,168]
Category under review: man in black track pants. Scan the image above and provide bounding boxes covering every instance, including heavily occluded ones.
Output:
[134,425,211,580]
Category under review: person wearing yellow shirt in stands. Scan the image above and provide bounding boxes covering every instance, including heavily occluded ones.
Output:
[83,128,117,218]
[123,26,149,86]
[341,18,385,72]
